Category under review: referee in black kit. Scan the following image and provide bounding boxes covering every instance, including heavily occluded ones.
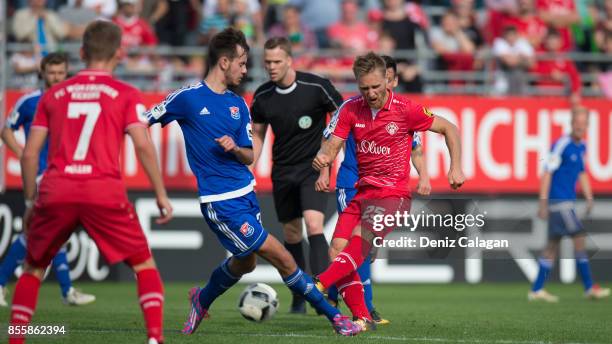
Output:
[251,37,343,313]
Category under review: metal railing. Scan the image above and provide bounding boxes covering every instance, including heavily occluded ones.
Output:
[3,42,611,97]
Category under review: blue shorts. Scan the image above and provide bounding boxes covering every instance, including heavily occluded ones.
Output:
[201,192,268,258]
[548,202,584,239]
[336,187,358,213]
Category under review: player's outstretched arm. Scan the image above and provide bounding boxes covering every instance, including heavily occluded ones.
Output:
[1,127,23,158]
[411,145,431,195]
[127,126,173,224]
[428,117,465,189]
[578,172,594,216]
[313,135,343,171]
[538,171,552,219]
[21,128,47,230]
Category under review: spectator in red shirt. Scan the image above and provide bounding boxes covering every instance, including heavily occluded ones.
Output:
[502,0,548,48]
[328,0,377,54]
[532,29,581,102]
[113,0,158,50]
[113,0,159,77]
[536,0,579,51]
[483,0,517,43]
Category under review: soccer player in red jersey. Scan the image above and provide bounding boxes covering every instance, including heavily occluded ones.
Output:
[8,20,173,344]
[312,52,465,330]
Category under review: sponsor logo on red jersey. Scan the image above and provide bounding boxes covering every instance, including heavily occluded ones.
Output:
[358,139,391,155]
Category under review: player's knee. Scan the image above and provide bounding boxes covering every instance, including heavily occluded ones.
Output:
[126,251,156,272]
[542,249,557,261]
[23,263,45,280]
[303,215,323,235]
[572,235,586,250]
[329,241,344,260]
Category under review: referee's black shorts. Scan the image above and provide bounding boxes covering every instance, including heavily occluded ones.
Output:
[271,162,328,223]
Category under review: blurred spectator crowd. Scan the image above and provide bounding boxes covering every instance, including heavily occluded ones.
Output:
[5,0,612,98]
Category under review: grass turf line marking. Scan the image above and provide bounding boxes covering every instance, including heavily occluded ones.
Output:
[64,328,598,344]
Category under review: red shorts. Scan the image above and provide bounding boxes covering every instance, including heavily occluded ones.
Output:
[333,186,412,240]
[26,201,151,268]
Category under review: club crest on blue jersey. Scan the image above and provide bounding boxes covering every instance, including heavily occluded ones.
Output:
[240,222,255,237]
[229,106,240,120]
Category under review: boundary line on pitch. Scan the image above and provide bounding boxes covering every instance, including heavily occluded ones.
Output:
[242,333,597,344]
[65,329,598,344]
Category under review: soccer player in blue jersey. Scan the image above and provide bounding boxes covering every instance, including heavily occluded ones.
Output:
[316,55,430,324]
[146,28,361,336]
[530,106,610,302]
[0,53,95,307]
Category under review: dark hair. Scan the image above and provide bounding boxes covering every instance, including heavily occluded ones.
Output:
[546,27,561,39]
[82,20,122,62]
[381,55,396,75]
[40,52,68,72]
[208,27,250,68]
[352,52,386,79]
[264,37,292,56]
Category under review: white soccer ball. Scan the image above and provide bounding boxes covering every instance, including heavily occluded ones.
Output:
[238,283,279,322]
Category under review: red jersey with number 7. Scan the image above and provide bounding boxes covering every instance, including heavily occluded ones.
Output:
[325,91,434,195]
[32,69,147,203]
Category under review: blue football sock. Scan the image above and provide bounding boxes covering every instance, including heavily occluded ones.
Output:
[0,235,27,286]
[199,258,240,310]
[328,285,338,303]
[575,251,593,291]
[283,268,340,322]
[357,255,374,312]
[52,249,72,297]
[531,258,553,292]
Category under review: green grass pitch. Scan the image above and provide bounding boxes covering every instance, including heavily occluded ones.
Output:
[1,282,610,343]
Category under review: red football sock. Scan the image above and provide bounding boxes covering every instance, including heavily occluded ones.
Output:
[9,273,41,344]
[319,236,368,288]
[136,268,164,342]
[338,271,371,320]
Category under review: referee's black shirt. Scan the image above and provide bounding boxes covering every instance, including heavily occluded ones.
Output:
[251,72,343,166]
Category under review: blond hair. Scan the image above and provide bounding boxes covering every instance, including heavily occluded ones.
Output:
[352,52,386,79]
